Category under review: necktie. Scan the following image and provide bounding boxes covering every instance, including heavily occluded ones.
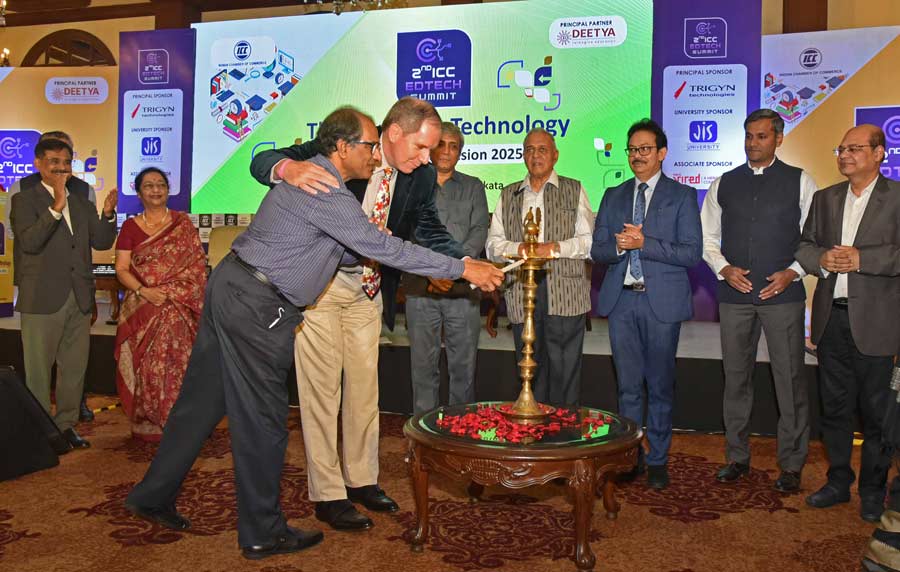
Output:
[362,168,393,299]
[629,182,648,281]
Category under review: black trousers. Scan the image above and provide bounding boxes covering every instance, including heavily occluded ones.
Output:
[127,256,302,547]
[817,303,893,499]
[511,278,586,406]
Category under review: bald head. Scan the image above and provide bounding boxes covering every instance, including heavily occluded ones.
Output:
[837,124,885,186]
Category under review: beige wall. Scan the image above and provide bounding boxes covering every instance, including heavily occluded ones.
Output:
[828,0,900,29]
[0,16,154,67]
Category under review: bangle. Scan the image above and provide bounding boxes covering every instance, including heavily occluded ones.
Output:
[136,287,142,297]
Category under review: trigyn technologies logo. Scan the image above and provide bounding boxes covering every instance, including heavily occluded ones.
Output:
[233,40,251,61]
[396,30,472,107]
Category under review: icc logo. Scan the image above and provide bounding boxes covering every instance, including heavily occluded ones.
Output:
[799,48,821,69]
[689,121,718,143]
[141,137,162,156]
[234,41,251,61]
[415,37,452,64]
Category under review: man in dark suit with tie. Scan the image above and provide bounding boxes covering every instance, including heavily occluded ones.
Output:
[10,138,117,451]
[592,119,702,489]
[796,123,900,523]
[249,98,464,530]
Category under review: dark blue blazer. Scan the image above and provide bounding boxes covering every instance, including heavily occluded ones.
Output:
[591,173,702,324]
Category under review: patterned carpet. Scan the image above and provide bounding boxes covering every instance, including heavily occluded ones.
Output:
[0,398,875,572]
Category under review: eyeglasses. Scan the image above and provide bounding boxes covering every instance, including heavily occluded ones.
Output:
[140,183,169,191]
[353,140,381,156]
[626,145,657,156]
[833,144,876,156]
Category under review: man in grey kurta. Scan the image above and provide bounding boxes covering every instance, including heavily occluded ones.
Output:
[404,122,489,414]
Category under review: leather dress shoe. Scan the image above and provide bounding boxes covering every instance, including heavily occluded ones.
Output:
[48,433,73,456]
[346,485,399,512]
[861,496,886,523]
[63,428,90,449]
[79,397,95,422]
[315,500,373,531]
[646,465,669,490]
[774,470,802,493]
[805,483,851,509]
[863,557,900,572]
[716,462,750,483]
[242,526,324,560]
[125,503,191,530]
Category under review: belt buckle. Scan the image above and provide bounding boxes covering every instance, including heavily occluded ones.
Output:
[632,283,646,292]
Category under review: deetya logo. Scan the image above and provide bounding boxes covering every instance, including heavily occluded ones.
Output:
[496,56,561,112]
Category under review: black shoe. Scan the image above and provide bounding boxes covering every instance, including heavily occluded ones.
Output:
[774,470,802,493]
[863,557,900,572]
[315,500,373,531]
[716,462,750,483]
[618,458,647,483]
[125,503,191,530]
[79,397,95,422]
[805,483,851,509]
[63,428,90,449]
[241,526,324,560]
[48,432,73,456]
[861,496,886,523]
[346,484,399,512]
[646,465,669,490]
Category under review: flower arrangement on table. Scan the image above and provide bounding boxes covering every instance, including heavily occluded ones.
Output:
[434,403,615,443]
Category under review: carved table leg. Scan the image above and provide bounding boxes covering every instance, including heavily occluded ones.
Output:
[467,481,485,503]
[602,476,620,520]
[570,459,597,571]
[109,288,122,323]
[410,444,430,553]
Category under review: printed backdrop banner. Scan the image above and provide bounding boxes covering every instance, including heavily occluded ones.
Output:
[652,0,761,321]
[189,0,655,213]
[118,29,197,213]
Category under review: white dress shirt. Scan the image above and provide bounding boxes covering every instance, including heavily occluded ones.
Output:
[486,170,594,262]
[621,170,662,286]
[829,176,878,299]
[42,181,72,232]
[701,157,817,280]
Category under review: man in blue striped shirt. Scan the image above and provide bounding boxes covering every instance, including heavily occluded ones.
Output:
[125,106,503,560]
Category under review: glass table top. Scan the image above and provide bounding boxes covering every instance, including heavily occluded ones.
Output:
[415,401,632,449]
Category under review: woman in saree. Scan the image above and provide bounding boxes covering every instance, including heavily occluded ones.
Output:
[114,167,207,442]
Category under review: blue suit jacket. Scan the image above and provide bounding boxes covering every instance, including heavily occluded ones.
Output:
[591,173,702,323]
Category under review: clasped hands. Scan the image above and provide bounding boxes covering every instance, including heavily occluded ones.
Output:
[820,245,860,274]
[615,223,644,252]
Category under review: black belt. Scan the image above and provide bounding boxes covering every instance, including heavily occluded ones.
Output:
[228,251,294,306]
[833,297,849,308]
[623,283,646,292]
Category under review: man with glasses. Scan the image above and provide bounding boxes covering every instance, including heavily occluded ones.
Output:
[404,122,489,415]
[701,108,817,493]
[592,119,702,489]
[249,98,466,531]
[486,128,594,407]
[796,123,900,522]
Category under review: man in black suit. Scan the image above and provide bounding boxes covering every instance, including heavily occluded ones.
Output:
[249,97,464,530]
[10,138,117,451]
[10,131,98,423]
[796,123,900,523]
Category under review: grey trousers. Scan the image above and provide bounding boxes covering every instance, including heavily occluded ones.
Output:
[21,291,91,432]
[719,301,809,472]
[406,295,481,415]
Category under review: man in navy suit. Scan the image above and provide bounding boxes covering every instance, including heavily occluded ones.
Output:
[592,119,702,489]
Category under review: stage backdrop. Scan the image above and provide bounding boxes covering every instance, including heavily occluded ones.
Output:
[189,0,654,214]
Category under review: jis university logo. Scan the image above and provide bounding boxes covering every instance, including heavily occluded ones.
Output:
[141,137,161,156]
[689,120,718,143]
[396,30,472,107]
[684,17,727,59]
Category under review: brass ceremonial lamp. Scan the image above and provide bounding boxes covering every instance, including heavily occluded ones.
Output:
[500,207,556,424]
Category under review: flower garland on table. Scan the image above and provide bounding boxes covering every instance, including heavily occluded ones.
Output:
[434,404,615,444]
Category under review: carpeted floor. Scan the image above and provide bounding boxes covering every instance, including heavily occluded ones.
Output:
[0,397,876,572]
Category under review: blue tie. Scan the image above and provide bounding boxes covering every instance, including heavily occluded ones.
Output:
[629,182,648,281]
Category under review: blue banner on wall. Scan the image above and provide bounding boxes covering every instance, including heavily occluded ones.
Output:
[118,30,196,213]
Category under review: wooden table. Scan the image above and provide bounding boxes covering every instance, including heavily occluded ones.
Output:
[93,275,124,325]
[404,404,642,571]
